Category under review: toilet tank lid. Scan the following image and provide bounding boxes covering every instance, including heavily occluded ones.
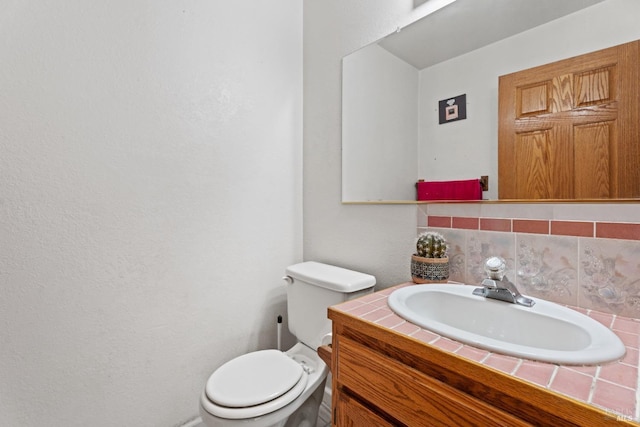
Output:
[286,261,376,292]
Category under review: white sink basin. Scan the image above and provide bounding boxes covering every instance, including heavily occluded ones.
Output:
[387,284,626,365]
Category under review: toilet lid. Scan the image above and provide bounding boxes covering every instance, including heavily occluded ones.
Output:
[205,349,304,408]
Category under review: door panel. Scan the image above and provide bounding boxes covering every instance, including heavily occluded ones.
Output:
[574,122,612,199]
[499,40,639,199]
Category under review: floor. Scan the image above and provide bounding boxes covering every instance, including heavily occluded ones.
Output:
[316,390,331,427]
[192,386,332,427]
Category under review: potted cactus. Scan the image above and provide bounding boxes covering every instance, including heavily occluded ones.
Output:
[411,231,449,283]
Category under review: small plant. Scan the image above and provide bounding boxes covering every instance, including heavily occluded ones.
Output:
[411,231,450,282]
[415,231,448,258]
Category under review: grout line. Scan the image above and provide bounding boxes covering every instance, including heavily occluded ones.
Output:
[587,366,601,403]
[546,365,559,389]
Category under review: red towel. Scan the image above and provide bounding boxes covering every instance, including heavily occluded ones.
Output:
[416,179,482,201]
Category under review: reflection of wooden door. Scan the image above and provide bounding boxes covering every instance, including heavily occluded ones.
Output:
[498,41,640,199]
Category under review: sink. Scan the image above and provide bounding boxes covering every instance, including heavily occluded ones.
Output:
[387,284,626,365]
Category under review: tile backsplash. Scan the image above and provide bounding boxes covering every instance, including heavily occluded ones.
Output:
[418,203,640,319]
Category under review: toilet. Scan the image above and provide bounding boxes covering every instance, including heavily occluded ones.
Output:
[199,261,376,427]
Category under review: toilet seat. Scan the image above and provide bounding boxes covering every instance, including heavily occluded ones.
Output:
[202,349,309,419]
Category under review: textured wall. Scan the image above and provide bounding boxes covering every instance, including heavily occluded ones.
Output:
[0,1,301,426]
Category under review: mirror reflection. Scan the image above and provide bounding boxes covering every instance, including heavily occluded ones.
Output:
[342,0,639,203]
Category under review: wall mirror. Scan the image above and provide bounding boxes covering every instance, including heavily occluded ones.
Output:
[341,0,640,203]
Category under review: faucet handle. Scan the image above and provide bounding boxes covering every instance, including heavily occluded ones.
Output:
[484,256,506,280]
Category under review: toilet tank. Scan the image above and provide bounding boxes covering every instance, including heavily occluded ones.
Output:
[285,261,376,350]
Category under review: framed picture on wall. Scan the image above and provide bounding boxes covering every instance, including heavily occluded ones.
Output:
[439,94,466,124]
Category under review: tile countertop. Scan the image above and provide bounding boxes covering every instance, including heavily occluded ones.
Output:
[332,283,640,423]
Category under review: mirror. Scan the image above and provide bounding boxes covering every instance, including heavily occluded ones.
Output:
[341,0,640,202]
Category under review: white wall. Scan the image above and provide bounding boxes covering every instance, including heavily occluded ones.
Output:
[304,0,432,286]
[0,1,301,426]
[342,44,418,201]
[419,0,640,199]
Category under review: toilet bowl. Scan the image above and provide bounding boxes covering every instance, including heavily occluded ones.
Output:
[199,343,328,427]
[199,262,376,427]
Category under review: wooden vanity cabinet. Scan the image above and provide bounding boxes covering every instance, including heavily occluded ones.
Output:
[328,307,636,427]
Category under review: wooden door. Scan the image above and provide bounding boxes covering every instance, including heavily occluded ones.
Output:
[498,40,640,199]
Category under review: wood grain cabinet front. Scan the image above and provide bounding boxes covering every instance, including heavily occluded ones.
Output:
[335,392,396,427]
[335,335,529,426]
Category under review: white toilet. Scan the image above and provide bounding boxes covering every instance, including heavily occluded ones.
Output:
[199,261,376,427]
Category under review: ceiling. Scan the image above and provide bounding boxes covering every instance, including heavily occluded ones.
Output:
[378,0,606,69]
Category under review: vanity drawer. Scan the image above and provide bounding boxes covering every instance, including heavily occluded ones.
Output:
[335,335,531,427]
[335,391,396,426]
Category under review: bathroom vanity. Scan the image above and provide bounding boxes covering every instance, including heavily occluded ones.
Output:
[326,285,639,426]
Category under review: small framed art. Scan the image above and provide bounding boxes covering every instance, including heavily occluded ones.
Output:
[438,94,466,124]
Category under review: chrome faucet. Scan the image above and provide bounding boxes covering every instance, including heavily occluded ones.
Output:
[472,257,535,307]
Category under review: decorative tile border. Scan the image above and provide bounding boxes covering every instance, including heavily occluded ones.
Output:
[333,284,640,423]
[513,219,549,234]
[426,215,640,241]
[598,222,640,240]
[479,217,512,232]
